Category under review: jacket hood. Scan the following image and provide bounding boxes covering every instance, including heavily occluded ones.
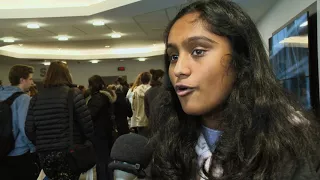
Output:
[134,84,151,97]
[100,90,117,103]
[0,86,23,100]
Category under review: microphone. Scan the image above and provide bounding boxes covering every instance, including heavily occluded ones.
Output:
[108,133,153,180]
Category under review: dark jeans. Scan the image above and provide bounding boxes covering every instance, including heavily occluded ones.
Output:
[137,127,149,137]
[0,152,40,180]
[96,162,113,180]
[92,136,113,180]
[38,151,80,180]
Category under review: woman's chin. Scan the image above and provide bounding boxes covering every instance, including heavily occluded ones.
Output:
[181,105,205,116]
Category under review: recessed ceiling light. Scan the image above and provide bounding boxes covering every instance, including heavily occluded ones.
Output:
[110,33,121,38]
[43,61,51,66]
[3,38,15,43]
[300,21,308,27]
[138,58,146,61]
[92,20,105,26]
[105,45,110,48]
[57,36,69,41]
[90,60,100,64]
[27,23,40,29]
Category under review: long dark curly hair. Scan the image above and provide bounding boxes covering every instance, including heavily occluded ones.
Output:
[149,0,320,179]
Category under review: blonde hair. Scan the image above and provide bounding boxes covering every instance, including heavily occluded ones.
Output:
[131,73,142,91]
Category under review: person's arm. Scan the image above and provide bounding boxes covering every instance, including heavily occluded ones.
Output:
[25,96,36,145]
[126,89,133,105]
[16,94,35,152]
[132,92,137,112]
[73,89,94,139]
[126,89,131,99]
[144,92,150,118]
[122,96,133,118]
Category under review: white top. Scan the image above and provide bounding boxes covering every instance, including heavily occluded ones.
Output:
[126,88,134,105]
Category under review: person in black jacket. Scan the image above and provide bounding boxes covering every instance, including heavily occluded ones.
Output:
[87,75,114,180]
[116,77,129,96]
[25,61,94,180]
[108,85,132,137]
[144,69,165,119]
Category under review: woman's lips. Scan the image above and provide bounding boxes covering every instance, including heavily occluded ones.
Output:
[175,84,195,97]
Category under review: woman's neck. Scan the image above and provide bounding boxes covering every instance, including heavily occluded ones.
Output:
[202,108,224,130]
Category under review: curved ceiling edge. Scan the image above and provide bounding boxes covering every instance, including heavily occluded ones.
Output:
[0,0,141,19]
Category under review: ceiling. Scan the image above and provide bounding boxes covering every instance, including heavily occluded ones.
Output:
[0,0,279,61]
[0,0,108,9]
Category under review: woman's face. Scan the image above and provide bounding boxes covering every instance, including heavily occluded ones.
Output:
[167,12,236,116]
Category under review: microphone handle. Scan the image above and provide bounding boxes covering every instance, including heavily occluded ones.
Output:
[114,170,138,180]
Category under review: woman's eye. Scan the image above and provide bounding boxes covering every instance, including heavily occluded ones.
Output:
[191,49,206,56]
[169,55,179,62]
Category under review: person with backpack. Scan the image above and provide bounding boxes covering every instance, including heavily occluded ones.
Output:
[0,64,39,180]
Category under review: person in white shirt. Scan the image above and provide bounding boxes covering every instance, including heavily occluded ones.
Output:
[131,72,151,136]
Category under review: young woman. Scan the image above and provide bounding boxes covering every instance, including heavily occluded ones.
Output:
[25,61,93,180]
[126,73,143,105]
[127,73,142,132]
[131,72,151,136]
[113,85,132,137]
[144,69,165,119]
[150,0,320,180]
[87,75,114,180]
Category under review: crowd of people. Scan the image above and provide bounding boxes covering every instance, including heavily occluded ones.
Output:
[1,0,320,180]
[0,61,164,180]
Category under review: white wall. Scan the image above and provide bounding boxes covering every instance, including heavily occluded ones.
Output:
[0,63,14,85]
[68,58,164,86]
[257,0,316,48]
[0,57,165,86]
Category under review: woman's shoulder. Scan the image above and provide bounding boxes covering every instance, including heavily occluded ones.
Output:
[286,152,320,179]
[281,130,320,179]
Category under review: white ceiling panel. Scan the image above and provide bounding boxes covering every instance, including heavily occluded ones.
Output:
[138,22,167,33]
[0,28,26,38]
[134,10,169,23]
[43,26,87,36]
[13,29,54,37]
[108,22,143,34]
[72,25,113,35]
[165,6,179,21]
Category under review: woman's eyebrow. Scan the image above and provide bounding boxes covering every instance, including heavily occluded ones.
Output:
[183,36,218,45]
[166,43,177,53]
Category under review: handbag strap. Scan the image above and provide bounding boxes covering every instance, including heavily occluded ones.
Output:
[67,88,74,147]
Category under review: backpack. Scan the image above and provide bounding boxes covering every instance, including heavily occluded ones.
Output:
[0,92,24,159]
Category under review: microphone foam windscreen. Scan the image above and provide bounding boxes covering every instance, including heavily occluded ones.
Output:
[110,133,153,169]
